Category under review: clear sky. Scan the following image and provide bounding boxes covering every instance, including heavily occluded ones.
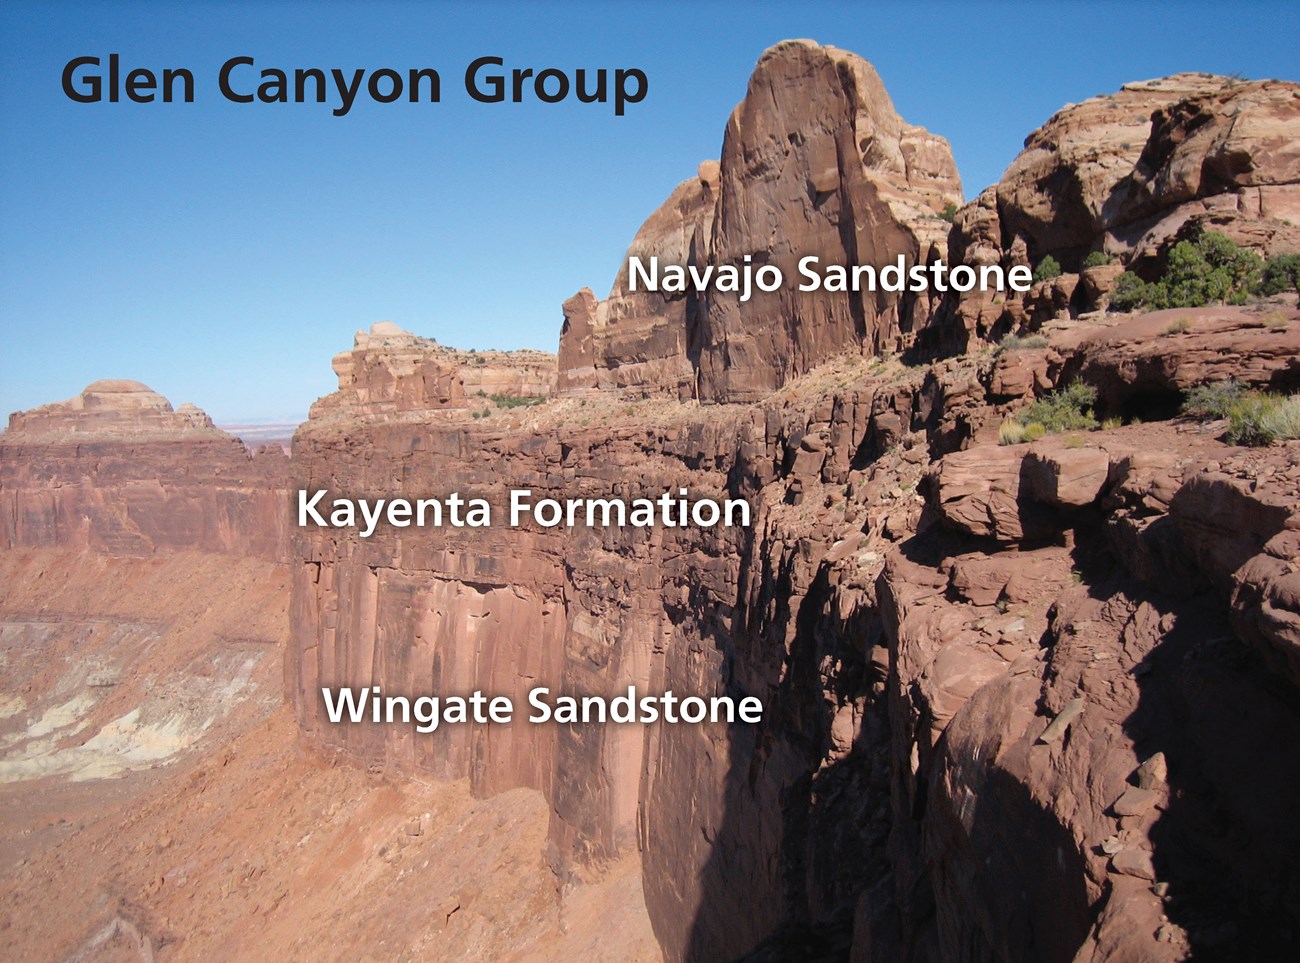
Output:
[2,1,1297,423]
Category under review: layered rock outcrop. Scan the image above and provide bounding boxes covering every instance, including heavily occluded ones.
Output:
[310,321,555,424]
[945,74,1300,343]
[558,40,963,403]
[1,382,287,558]
[289,299,1300,960]
[6,379,222,439]
[8,36,1299,963]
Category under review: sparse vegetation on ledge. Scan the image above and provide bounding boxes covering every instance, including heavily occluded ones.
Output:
[489,393,545,409]
[1227,394,1300,446]
[1182,379,1245,419]
[1182,379,1300,446]
[1110,231,1300,311]
[996,333,1049,353]
[999,381,1099,444]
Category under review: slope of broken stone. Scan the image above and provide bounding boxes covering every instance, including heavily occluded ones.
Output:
[0,547,661,962]
[0,550,287,788]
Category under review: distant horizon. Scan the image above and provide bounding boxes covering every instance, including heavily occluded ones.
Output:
[3,1,1298,422]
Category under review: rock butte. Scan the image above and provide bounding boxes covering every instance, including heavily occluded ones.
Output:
[3,38,1300,963]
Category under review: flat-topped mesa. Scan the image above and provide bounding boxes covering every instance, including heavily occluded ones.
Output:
[944,73,1300,345]
[1,381,287,557]
[310,321,556,423]
[558,40,963,404]
[4,379,225,442]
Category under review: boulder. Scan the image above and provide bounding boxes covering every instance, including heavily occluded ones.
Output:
[1022,446,1111,508]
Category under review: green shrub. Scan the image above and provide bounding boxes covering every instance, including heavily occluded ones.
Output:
[1033,255,1063,283]
[1110,271,1149,311]
[489,393,543,409]
[1000,383,1099,443]
[1182,379,1245,419]
[1084,251,1114,268]
[1018,382,1099,433]
[996,333,1049,352]
[1260,254,1300,297]
[1108,231,1268,311]
[1226,394,1300,446]
[939,202,958,223]
[1161,232,1262,307]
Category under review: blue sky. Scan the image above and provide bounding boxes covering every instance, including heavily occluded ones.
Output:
[2,1,1297,423]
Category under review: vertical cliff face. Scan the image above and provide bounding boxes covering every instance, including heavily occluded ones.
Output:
[695,40,962,402]
[557,40,962,405]
[1,381,288,558]
[208,43,1300,963]
[288,319,1007,959]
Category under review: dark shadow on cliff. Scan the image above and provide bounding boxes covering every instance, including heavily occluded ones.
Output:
[1056,508,1300,959]
[879,519,1097,962]
[680,538,891,962]
[1120,588,1300,958]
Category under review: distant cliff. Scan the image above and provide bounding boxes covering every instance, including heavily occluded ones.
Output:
[2,380,288,558]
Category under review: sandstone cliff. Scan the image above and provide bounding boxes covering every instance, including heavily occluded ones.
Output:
[5,37,1300,963]
[282,44,1300,962]
[558,40,963,403]
[289,298,1300,960]
[557,163,720,400]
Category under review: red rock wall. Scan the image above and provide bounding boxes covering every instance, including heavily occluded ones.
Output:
[286,349,990,960]
[0,438,289,560]
[289,304,1300,961]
